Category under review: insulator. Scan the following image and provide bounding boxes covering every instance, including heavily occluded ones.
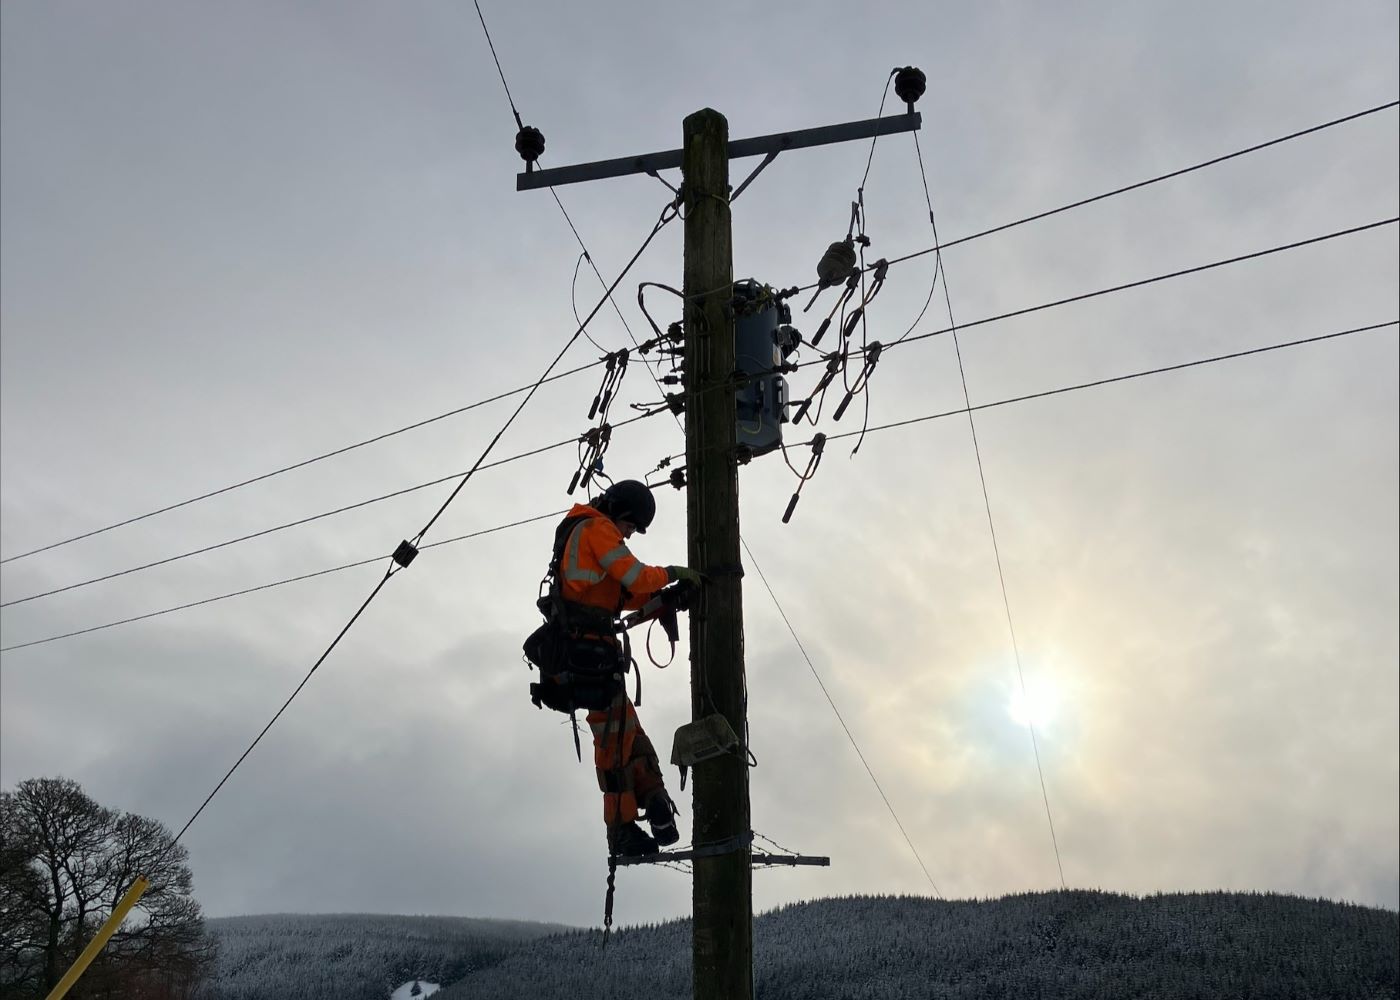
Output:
[815,239,857,287]
[515,125,546,164]
[894,67,926,108]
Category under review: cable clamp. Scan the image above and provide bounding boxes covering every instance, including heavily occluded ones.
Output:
[392,540,419,569]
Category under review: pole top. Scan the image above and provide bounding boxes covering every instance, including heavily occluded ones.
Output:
[685,107,728,130]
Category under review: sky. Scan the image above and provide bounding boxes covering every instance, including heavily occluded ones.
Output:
[1,0,1397,930]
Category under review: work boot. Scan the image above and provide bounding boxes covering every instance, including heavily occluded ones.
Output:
[607,821,658,858]
[644,792,679,848]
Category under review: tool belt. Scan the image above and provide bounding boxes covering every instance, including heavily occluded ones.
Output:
[524,611,630,714]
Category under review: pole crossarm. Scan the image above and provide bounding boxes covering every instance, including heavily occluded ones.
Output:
[614,851,831,867]
[516,112,922,191]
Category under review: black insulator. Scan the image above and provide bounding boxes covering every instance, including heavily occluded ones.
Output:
[392,540,419,569]
[894,66,926,108]
[816,238,857,288]
[515,125,546,164]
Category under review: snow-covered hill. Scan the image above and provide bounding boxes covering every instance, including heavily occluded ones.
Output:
[199,891,1399,999]
[199,913,567,1000]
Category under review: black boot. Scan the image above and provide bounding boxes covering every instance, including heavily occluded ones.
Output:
[644,792,679,847]
[607,821,658,858]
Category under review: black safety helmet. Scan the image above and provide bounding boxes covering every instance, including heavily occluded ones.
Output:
[596,479,656,533]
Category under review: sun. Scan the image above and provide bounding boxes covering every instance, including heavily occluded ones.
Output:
[1007,679,1060,731]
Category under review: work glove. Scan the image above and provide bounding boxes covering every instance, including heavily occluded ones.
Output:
[666,565,704,586]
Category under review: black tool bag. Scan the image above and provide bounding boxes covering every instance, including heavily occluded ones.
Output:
[525,625,628,714]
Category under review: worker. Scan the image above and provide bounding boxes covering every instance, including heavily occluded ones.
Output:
[534,479,703,858]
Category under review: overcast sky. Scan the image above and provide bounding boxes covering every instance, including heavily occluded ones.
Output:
[2,1,1397,929]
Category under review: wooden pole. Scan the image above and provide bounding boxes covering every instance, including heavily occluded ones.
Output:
[681,107,752,1000]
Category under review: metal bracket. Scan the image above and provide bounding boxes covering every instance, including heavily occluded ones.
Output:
[730,150,778,203]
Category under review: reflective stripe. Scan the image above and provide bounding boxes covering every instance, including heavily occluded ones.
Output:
[619,562,644,588]
[598,544,632,570]
[563,522,604,583]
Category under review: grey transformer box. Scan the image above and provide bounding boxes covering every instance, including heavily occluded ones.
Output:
[733,279,798,458]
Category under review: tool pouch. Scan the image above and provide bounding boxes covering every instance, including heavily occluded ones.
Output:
[525,624,627,714]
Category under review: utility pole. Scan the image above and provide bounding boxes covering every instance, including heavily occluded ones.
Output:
[680,108,751,1000]
[516,89,922,1000]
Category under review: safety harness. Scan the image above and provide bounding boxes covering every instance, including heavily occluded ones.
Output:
[523,514,636,753]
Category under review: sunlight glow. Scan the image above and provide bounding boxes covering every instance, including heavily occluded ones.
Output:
[1008,680,1060,731]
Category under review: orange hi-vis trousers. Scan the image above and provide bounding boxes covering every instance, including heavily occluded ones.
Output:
[587,693,665,826]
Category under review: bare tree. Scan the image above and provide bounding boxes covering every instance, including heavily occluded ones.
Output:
[0,777,216,999]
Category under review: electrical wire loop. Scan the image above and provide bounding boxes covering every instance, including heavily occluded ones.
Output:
[781,433,827,524]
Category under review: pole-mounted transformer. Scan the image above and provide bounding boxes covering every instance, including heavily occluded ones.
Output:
[732,280,796,457]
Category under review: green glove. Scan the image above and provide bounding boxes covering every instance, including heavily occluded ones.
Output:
[667,565,704,586]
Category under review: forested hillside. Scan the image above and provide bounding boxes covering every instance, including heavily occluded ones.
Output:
[439,890,1399,1000]
[196,892,1398,999]
[196,913,568,1000]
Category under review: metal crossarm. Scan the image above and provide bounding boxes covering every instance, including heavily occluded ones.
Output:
[516,113,922,191]
[614,850,830,868]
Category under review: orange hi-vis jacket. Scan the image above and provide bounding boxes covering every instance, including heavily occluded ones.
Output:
[558,503,671,617]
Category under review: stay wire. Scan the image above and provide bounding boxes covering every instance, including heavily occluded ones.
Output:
[168,203,675,846]
[796,99,1400,294]
[915,128,1066,888]
[741,536,943,898]
[0,510,571,655]
[0,361,606,567]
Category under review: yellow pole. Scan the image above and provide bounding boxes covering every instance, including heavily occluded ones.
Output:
[44,876,150,1000]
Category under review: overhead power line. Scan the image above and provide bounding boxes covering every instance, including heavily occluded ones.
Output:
[819,217,1400,367]
[5,102,1389,569]
[0,510,568,654]
[818,321,1397,446]
[0,408,666,610]
[0,358,606,567]
[798,98,1400,293]
[5,320,1387,657]
[10,217,1385,611]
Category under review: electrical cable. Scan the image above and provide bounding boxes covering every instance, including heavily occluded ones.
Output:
[819,321,1397,446]
[0,408,667,609]
[0,361,607,567]
[7,321,1386,657]
[10,102,1386,568]
[0,510,570,655]
[474,0,524,130]
[911,128,1066,888]
[570,252,610,353]
[813,217,1399,364]
[796,99,1400,294]
[741,535,943,897]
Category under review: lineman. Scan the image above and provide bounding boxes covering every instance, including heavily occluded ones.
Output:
[530,479,702,857]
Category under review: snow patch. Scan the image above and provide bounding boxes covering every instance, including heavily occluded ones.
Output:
[390,981,440,1000]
